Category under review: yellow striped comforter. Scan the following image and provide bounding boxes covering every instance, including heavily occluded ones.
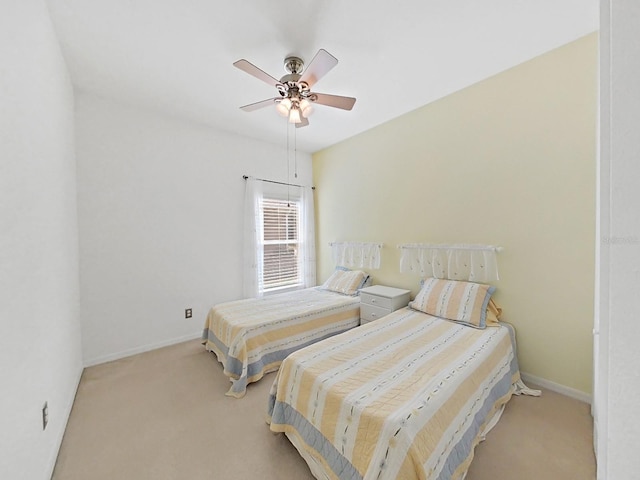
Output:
[202,287,360,398]
[268,307,522,480]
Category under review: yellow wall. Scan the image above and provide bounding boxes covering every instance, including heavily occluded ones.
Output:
[313,33,597,395]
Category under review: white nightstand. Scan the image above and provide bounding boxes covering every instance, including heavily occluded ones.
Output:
[359,285,411,325]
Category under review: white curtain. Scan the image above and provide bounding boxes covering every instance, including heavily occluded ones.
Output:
[299,186,316,289]
[243,178,316,298]
[330,242,382,270]
[398,244,500,282]
[243,178,263,298]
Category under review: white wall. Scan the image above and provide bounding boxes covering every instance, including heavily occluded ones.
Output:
[596,1,640,477]
[75,93,313,365]
[0,1,83,479]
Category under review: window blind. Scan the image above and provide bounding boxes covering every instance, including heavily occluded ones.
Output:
[260,198,301,291]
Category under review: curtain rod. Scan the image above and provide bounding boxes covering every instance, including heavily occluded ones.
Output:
[243,175,315,190]
[329,241,384,248]
[397,243,503,253]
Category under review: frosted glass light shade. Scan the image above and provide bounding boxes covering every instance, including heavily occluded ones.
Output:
[276,98,292,116]
[288,107,301,124]
[299,99,313,118]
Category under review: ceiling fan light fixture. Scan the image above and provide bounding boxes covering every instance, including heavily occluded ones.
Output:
[299,98,313,118]
[288,107,302,124]
[276,98,292,116]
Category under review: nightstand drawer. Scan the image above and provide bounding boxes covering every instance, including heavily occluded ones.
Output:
[360,303,392,323]
[360,292,393,310]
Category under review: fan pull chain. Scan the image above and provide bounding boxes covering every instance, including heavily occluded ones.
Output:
[286,119,291,207]
[294,126,298,179]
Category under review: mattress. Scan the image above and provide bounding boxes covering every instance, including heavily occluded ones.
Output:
[202,287,361,398]
[267,307,532,480]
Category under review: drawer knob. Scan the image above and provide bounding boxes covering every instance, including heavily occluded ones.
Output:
[371,313,376,317]
[371,298,376,303]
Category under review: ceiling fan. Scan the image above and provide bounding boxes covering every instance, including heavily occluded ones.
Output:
[233,49,356,128]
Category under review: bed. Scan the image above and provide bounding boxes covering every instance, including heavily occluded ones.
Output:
[202,269,369,398]
[267,278,538,480]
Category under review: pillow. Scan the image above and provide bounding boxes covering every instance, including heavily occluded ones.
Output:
[323,268,368,296]
[409,277,496,329]
[416,278,502,326]
[329,266,370,291]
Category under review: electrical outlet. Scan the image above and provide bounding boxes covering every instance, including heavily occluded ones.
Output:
[42,402,48,431]
[185,308,192,319]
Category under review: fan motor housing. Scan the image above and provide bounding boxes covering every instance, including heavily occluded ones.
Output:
[279,73,302,85]
[284,56,304,75]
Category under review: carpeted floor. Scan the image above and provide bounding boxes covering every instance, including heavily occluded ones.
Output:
[52,339,596,480]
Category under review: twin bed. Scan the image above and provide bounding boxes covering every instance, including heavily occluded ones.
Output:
[202,268,368,397]
[203,274,537,479]
[267,308,528,480]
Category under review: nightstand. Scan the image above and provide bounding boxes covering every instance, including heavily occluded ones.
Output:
[359,285,411,325]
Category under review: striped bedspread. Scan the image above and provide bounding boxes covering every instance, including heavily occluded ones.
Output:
[268,307,524,480]
[202,287,360,398]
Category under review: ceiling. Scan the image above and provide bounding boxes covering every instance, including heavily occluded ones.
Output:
[47,0,598,153]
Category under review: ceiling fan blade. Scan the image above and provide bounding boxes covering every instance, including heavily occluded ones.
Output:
[296,117,310,128]
[299,49,338,87]
[239,98,278,112]
[233,59,281,88]
[312,93,356,111]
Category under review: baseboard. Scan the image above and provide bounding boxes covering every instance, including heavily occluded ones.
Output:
[45,363,83,479]
[83,331,202,367]
[520,371,592,405]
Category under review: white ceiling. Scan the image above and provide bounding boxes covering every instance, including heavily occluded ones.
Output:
[47,0,598,153]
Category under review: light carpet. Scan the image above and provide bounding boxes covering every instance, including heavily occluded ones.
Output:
[52,339,596,480]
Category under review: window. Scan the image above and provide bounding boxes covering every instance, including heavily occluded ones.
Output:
[260,197,302,293]
[243,177,315,299]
